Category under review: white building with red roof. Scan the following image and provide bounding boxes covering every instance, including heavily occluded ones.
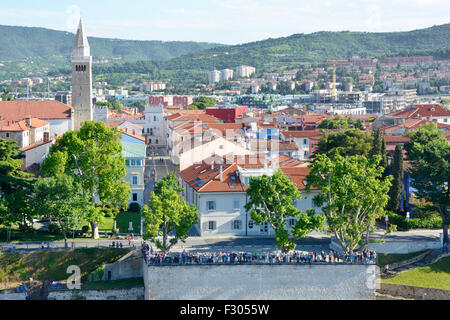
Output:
[180,155,322,236]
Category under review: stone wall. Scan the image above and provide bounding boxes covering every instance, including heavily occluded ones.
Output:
[145,263,378,300]
[47,287,144,300]
[101,250,142,281]
[379,283,450,300]
[330,238,440,254]
[0,292,27,300]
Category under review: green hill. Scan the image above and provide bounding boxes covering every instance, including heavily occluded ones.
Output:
[0,25,223,62]
[160,23,450,71]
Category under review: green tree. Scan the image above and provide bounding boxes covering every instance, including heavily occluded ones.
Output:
[306,154,393,253]
[32,174,89,247]
[41,121,130,239]
[141,173,198,252]
[244,169,325,253]
[370,128,387,169]
[1,89,14,101]
[404,123,450,243]
[0,139,35,240]
[315,129,373,158]
[387,145,404,212]
[191,96,216,110]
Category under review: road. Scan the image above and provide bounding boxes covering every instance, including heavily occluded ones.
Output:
[144,147,176,205]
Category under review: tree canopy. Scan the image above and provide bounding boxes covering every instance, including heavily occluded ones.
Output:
[404,123,450,243]
[244,169,325,253]
[306,154,392,253]
[141,173,198,252]
[314,129,374,158]
[0,139,35,238]
[41,121,130,238]
[191,96,216,110]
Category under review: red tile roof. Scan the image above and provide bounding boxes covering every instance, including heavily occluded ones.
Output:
[0,101,72,121]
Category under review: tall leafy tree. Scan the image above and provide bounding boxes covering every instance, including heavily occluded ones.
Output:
[41,121,130,239]
[1,89,15,101]
[315,129,373,158]
[306,154,392,253]
[0,139,35,240]
[370,128,387,169]
[387,145,404,212]
[141,173,198,252]
[244,169,325,253]
[32,174,89,247]
[404,123,450,243]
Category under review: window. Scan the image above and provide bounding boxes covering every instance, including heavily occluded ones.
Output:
[233,220,242,230]
[304,151,309,158]
[208,221,216,230]
[303,138,308,145]
[125,160,130,166]
[244,177,250,185]
[154,116,157,121]
[156,139,159,144]
[6,133,9,138]
[132,193,138,201]
[233,199,240,210]
[132,175,139,185]
[207,200,216,211]
[288,218,296,227]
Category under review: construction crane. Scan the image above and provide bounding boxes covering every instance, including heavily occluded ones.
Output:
[332,64,337,103]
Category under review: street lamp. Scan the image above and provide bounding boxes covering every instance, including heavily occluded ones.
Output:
[406,211,410,231]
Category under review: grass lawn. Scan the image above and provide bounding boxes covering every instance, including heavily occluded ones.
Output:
[0,248,130,285]
[97,211,141,234]
[377,250,428,268]
[382,256,450,290]
[83,277,143,290]
[115,211,141,234]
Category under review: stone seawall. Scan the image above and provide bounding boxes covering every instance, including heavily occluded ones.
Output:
[145,264,378,300]
[379,283,450,300]
[47,287,144,300]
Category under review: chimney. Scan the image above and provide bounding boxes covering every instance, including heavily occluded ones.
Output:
[25,118,31,127]
[211,161,214,170]
[219,165,223,182]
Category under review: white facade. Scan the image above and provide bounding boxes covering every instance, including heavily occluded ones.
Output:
[207,70,221,85]
[236,65,256,78]
[220,69,234,82]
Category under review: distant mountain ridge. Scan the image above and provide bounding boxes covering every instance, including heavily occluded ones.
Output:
[0,25,223,61]
[160,23,450,71]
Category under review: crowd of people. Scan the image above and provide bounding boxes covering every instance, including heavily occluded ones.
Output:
[141,242,376,266]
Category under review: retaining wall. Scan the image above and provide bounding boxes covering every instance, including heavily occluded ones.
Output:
[379,283,450,300]
[145,263,378,300]
[47,287,144,300]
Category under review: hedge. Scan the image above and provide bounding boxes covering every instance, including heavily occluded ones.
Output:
[388,212,442,230]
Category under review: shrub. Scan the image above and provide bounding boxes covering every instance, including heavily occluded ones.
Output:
[96,265,105,281]
[128,202,141,212]
[81,225,90,235]
[388,212,442,230]
[48,223,62,235]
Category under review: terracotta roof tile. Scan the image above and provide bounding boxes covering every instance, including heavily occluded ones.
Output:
[0,101,72,121]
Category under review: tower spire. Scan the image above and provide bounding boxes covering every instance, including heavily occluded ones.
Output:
[73,19,90,58]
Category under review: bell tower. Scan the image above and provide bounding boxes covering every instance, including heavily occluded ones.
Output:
[72,19,93,130]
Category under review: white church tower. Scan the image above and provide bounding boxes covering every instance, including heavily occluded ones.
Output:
[72,19,93,130]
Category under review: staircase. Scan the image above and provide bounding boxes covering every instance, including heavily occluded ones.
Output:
[381,249,444,279]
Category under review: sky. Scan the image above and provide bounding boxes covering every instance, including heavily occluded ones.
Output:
[0,0,449,44]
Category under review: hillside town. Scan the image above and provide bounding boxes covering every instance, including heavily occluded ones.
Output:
[0,12,449,304]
